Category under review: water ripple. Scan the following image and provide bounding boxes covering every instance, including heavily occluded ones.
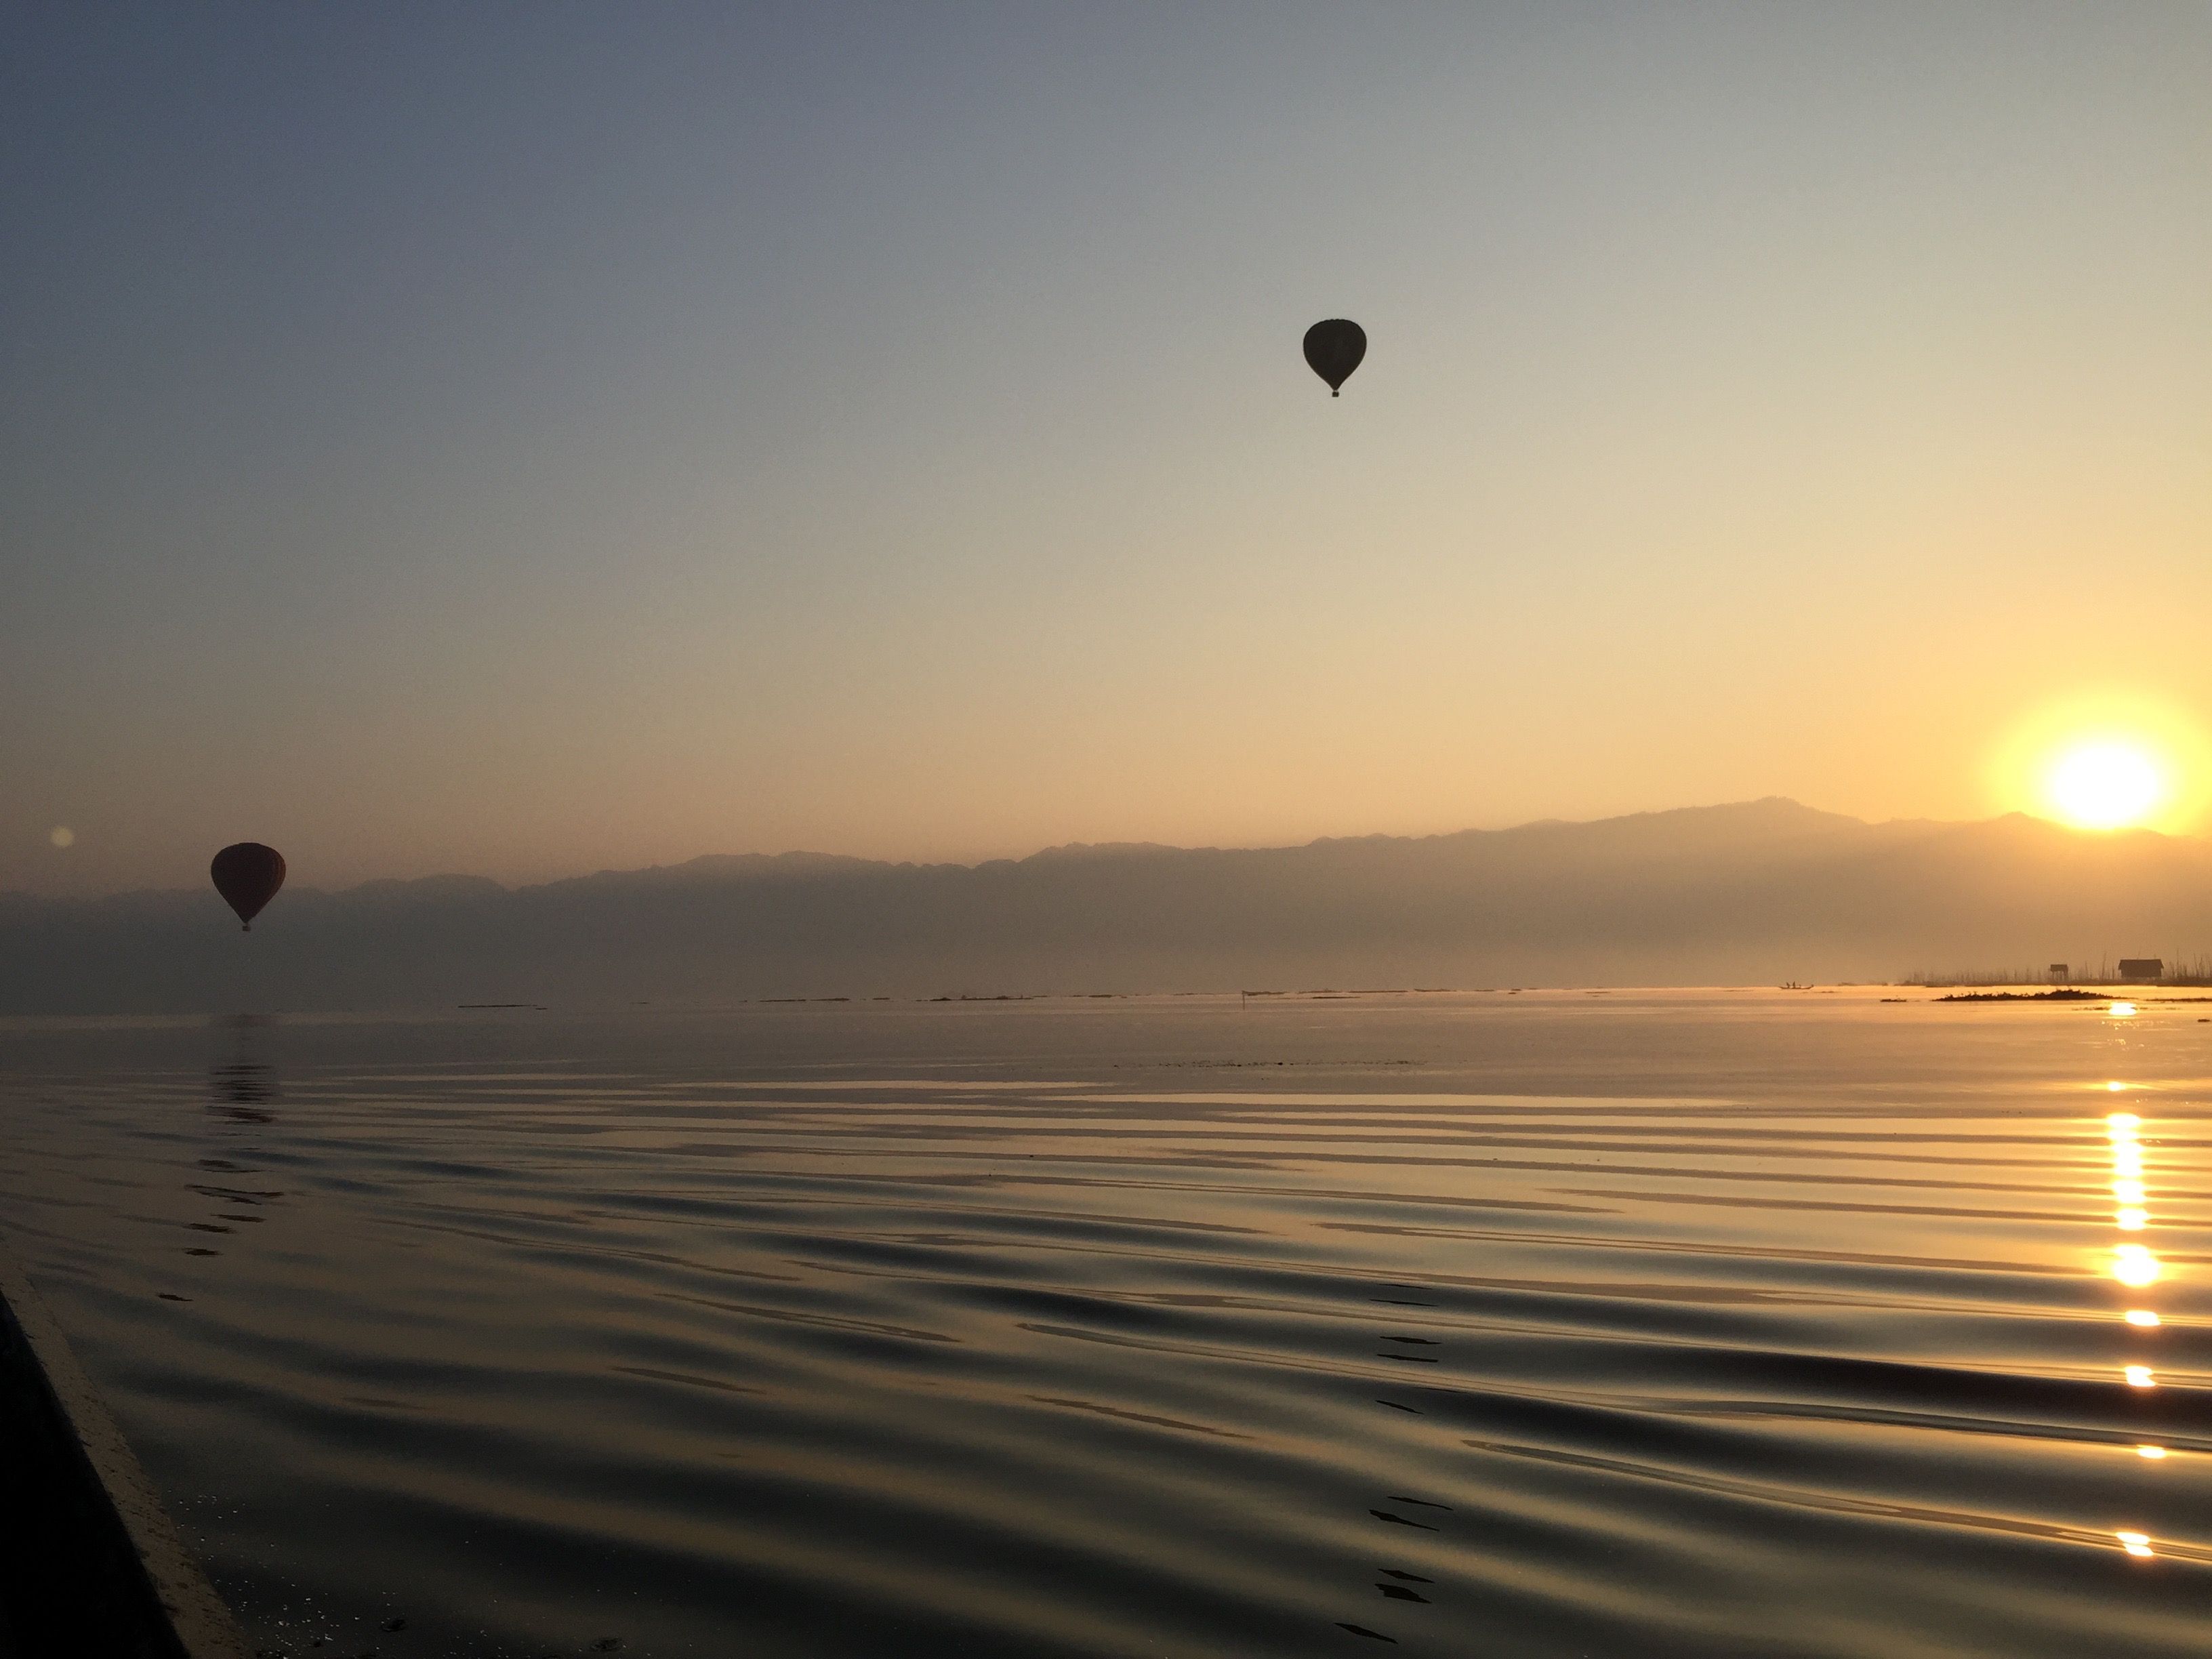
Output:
[1,990,2207,1656]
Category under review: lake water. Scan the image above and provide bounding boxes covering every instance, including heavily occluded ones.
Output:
[1,989,2207,1657]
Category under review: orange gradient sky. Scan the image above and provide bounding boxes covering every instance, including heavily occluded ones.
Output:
[5,5,2209,895]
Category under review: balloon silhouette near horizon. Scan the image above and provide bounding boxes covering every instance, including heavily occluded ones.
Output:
[211,843,286,931]
[1303,319,1366,396]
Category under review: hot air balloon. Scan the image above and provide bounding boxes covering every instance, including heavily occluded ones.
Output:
[1303,318,1366,396]
[211,843,286,931]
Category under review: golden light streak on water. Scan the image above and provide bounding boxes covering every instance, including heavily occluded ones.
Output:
[2106,1105,2165,1595]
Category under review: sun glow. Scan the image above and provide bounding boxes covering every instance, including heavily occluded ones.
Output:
[2045,740,2167,830]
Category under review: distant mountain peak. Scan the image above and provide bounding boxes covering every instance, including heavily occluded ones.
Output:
[1022,840,1185,863]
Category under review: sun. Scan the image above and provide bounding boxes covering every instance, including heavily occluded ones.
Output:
[2043,739,2168,831]
[1990,695,2209,833]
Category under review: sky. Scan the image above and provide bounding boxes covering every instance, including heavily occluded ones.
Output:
[5,2,2209,897]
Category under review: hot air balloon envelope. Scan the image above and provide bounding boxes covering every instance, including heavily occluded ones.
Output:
[1303,319,1366,396]
[211,843,286,931]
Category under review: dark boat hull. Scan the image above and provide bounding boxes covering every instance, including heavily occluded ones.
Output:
[0,1257,248,1658]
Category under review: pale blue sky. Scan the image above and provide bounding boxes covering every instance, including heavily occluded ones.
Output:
[6,3,2209,894]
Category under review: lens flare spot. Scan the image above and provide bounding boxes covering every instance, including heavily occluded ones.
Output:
[49,825,74,848]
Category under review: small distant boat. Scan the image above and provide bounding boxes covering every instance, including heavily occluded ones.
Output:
[1778,981,1814,991]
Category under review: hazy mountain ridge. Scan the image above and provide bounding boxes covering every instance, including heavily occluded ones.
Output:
[5,799,2208,1012]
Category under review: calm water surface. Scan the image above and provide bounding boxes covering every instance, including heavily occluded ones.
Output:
[2,990,2208,1657]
